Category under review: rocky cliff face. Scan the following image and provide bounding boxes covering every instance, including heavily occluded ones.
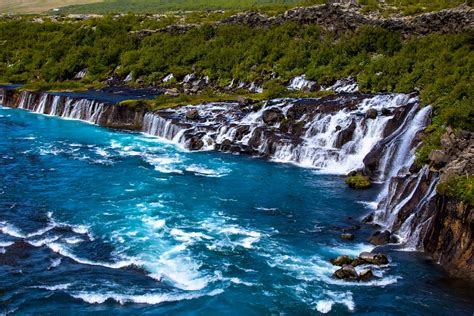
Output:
[220,3,474,34]
[375,128,473,278]
[2,89,147,130]
[130,4,473,39]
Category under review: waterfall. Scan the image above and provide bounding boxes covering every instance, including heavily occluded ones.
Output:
[140,94,426,178]
[142,112,186,143]
[35,94,48,114]
[374,105,432,223]
[50,96,61,116]
[7,91,107,125]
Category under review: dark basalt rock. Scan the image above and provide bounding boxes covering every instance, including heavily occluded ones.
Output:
[381,108,392,116]
[186,109,200,120]
[335,120,356,148]
[359,252,389,265]
[262,108,284,125]
[334,264,358,280]
[368,230,392,245]
[330,255,354,266]
[188,136,204,150]
[365,108,378,120]
[359,269,374,281]
[362,213,374,224]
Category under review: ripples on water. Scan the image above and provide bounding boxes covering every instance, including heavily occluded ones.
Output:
[0,107,473,315]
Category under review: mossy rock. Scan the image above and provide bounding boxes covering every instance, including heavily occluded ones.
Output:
[345,175,372,189]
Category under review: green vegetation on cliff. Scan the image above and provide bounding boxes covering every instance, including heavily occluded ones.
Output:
[437,175,474,206]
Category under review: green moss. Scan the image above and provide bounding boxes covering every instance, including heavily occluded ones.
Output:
[436,175,474,206]
[345,175,372,189]
[19,81,102,92]
[118,99,154,110]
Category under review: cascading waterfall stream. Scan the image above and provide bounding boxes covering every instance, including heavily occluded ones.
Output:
[373,105,433,226]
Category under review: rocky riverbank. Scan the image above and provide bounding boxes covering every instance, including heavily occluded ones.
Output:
[1,86,472,279]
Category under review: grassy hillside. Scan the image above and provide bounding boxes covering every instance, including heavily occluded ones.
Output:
[0,0,101,14]
[0,0,466,15]
[58,0,308,14]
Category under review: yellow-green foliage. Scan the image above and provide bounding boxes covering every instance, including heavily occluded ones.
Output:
[118,99,154,110]
[345,175,372,189]
[20,81,103,92]
[437,175,474,206]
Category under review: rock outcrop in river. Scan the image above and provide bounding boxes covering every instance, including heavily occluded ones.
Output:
[0,86,472,278]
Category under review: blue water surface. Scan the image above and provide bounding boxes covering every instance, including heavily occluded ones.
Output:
[0,106,472,315]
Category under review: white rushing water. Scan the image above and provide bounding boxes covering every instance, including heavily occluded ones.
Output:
[142,93,423,177]
[16,91,107,124]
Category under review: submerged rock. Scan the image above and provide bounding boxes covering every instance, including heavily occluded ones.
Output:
[340,233,355,240]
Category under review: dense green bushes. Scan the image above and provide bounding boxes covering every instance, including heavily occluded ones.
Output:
[437,175,474,206]
[0,16,472,135]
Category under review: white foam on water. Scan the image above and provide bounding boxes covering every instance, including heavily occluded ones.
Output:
[47,242,141,270]
[50,258,62,268]
[316,291,355,314]
[32,283,72,291]
[27,236,60,247]
[0,241,14,247]
[229,278,255,287]
[170,228,213,243]
[144,218,166,230]
[0,222,26,238]
[63,237,84,244]
[185,165,229,177]
[71,288,224,305]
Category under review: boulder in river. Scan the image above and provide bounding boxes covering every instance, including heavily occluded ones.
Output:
[340,233,355,240]
[359,269,374,281]
[330,255,354,266]
[368,230,393,245]
[188,136,204,150]
[334,264,358,280]
[359,252,389,265]
[365,108,378,119]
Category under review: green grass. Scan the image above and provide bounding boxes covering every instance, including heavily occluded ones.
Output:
[57,0,312,14]
[55,0,466,15]
[437,175,474,206]
[19,81,103,92]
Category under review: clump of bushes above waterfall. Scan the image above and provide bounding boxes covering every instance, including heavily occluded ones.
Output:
[0,15,472,135]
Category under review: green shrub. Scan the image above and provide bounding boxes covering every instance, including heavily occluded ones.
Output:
[436,175,474,206]
[345,175,372,189]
